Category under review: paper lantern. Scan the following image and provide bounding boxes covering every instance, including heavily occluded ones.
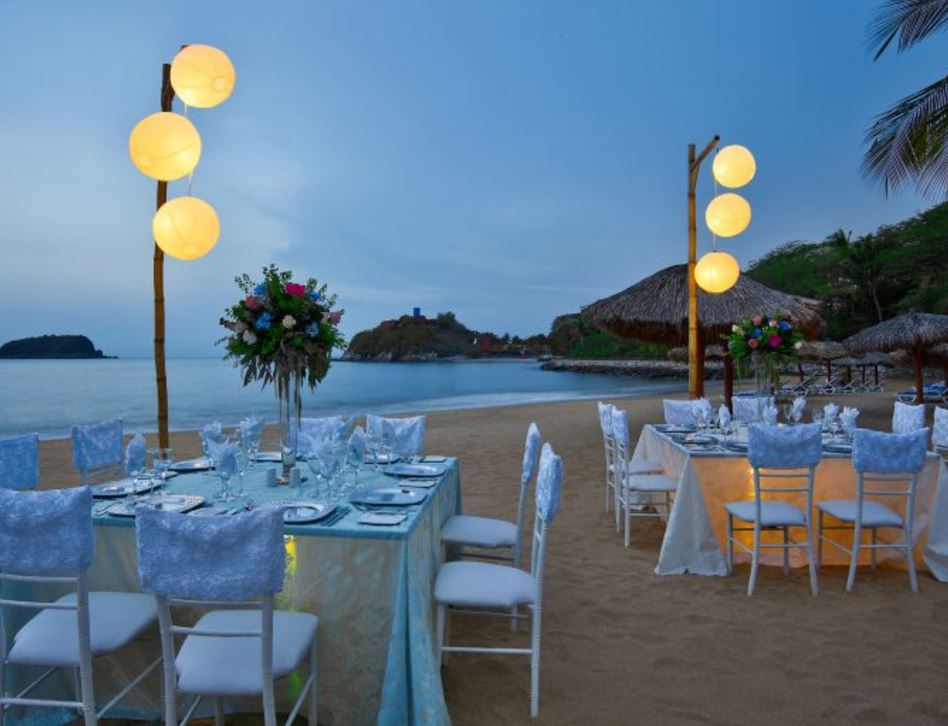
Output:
[129,112,202,181]
[712,145,756,188]
[695,251,740,293]
[171,44,236,108]
[152,197,220,260]
[705,193,751,238]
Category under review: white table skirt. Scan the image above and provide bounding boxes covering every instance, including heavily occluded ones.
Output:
[632,426,948,580]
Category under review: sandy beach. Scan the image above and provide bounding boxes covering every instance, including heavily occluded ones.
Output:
[36,381,948,726]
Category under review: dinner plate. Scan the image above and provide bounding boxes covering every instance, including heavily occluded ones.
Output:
[359,511,407,526]
[722,440,749,452]
[823,443,853,454]
[108,494,205,517]
[170,457,212,473]
[350,486,427,507]
[685,434,718,445]
[93,479,163,498]
[254,451,283,463]
[364,453,400,465]
[278,500,334,524]
[397,477,439,489]
[421,456,447,463]
[384,463,446,478]
[660,425,696,434]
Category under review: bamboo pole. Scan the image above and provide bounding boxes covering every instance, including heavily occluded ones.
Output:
[687,135,719,399]
[724,354,734,412]
[154,63,174,448]
[913,346,924,403]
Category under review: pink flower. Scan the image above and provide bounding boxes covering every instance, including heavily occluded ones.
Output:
[244,296,261,310]
[769,335,782,347]
[284,283,307,297]
[752,315,762,326]
[769,319,778,328]
[329,310,343,325]
[748,338,759,349]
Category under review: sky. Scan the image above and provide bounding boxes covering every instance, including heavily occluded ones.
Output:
[0,0,944,357]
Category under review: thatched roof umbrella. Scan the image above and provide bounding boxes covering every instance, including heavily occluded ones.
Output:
[797,340,848,382]
[844,312,948,402]
[582,264,823,404]
[667,344,725,363]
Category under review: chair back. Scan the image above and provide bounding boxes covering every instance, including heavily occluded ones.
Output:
[663,400,696,427]
[530,443,563,593]
[893,401,925,435]
[733,396,775,424]
[0,433,40,490]
[366,414,427,456]
[512,423,541,566]
[747,423,822,518]
[935,407,948,453]
[610,408,630,455]
[597,402,615,478]
[852,427,929,526]
[71,418,124,485]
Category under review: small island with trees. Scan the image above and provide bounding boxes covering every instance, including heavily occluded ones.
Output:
[0,335,112,359]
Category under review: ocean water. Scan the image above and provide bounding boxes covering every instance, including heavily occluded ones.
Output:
[0,358,683,439]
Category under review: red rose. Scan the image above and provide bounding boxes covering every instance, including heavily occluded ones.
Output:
[284,283,307,297]
[769,335,782,347]
[244,296,261,310]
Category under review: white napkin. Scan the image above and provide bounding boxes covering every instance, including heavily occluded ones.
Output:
[841,406,860,430]
[211,441,238,477]
[238,417,264,446]
[718,405,732,430]
[823,403,839,420]
[695,398,713,421]
[202,421,225,444]
[125,433,147,475]
[792,397,807,418]
[763,405,779,426]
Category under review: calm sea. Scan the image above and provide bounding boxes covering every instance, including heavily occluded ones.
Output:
[0,358,682,439]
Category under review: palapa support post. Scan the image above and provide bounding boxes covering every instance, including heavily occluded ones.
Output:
[724,354,734,412]
[687,135,720,400]
[154,63,174,449]
[913,346,924,404]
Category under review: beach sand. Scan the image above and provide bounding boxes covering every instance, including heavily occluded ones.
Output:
[36,380,948,725]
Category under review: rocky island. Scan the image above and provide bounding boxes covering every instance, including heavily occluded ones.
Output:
[0,334,112,359]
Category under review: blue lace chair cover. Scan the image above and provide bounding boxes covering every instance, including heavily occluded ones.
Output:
[934,407,948,450]
[125,433,147,475]
[535,443,564,525]
[136,508,285,601]
[0,487,93,575]
[852,428,929,474]
[0,433,39,490]
[597,402,613,437]
[71,418,124,473]
[747,423,823,469]
[367,415,427,456]
[663,400,697,427]
[892,401,926,435]
[521,423,541,486]
[611,408,630,449]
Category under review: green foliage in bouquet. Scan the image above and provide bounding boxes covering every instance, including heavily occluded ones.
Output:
[722,313,804,379]
[219,265,345,388]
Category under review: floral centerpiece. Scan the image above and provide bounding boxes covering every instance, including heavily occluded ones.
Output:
[723,314,803,381]
[220,265,345,464]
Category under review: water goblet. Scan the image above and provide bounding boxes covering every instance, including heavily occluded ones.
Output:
[812,410,824,431]
[150,447,174,488]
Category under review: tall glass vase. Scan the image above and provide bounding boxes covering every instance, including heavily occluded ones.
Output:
[752,352,770,421]
[275,368,302,474]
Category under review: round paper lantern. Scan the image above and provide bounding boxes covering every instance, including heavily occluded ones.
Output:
[152,197,220,260]
[129,112,202,181]
[712,145,756,188]
[705,193,751,238]
[171,44,236,108]
[695,251,740,293]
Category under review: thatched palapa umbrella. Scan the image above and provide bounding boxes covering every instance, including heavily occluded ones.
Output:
[844,312,948,402]
[582,264,823,404]
[797,340,847,382]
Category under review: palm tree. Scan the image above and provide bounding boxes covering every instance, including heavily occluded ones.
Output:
[863,0,948,197]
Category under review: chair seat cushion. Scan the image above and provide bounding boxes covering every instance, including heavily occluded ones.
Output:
[435,561,536,609]
[176,610,318,696]
[818,499,903,527]
[441,514,516,549]
[610,459,664,476]
[7,592,156,667]
[626,474,678,492]
[724,500,806,527]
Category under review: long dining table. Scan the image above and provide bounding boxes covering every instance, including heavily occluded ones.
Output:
[632,425,948,580]
[3,458,461,726]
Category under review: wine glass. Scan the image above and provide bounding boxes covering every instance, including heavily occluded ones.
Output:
[829,414,842,442]
[347,434,365,488]
[812,410,824,432]
[150,447,174,488]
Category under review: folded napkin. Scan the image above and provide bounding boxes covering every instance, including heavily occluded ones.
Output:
[125,433,147,475]
[211,441,239,478]
[762,405,779,426]
[348,426,366,463]
[792,397,807,418]
[694,398,714,422]
[823,403,839,420]
[202,421,225,445]
[717,404,732,431]
[238,417,264,447]
[841,406,860,430]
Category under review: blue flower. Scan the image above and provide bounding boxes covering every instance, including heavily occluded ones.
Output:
[778,321,790,331]
[308,291,321,303]
[254,312,272,331]
[253,283,266,297]
[752,328,762,338]
[305,322,321,337]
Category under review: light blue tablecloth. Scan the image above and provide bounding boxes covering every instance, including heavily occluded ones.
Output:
[3,460,461,726]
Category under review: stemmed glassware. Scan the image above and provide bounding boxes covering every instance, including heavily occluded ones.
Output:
[347,433,365,487]
[149,447,174,489]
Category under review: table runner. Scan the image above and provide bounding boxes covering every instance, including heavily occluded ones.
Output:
[3,460,460,726]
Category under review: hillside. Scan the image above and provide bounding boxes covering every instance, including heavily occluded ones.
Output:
[0,334,109,359]
[747,201,948,339]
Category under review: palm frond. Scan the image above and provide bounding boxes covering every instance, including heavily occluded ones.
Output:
[871,0,948,59]
[862,74,948,197]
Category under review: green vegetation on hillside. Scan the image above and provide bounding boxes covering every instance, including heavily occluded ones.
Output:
[747,201,948,339]
[547,315,666,359]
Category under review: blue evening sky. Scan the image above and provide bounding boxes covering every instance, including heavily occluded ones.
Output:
[0,1,944,357]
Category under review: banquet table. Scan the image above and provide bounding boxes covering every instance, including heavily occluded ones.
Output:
[3,459,461,726]
[632,425,948,580]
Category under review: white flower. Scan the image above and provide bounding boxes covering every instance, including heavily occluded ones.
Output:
[242,330,257,345]
[321,311,331,323]
[282,315,296,329]
[732,324,742,333]
[794,341,803,350]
